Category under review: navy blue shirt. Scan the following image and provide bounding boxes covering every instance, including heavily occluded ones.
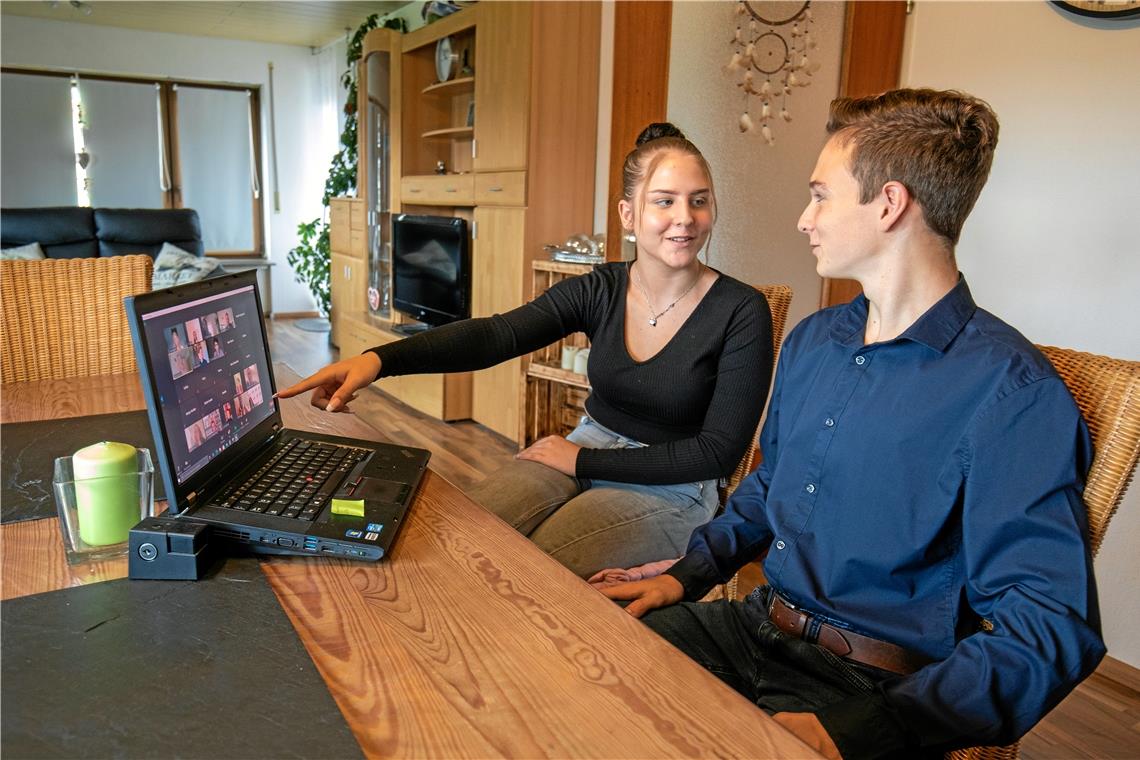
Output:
[667,278,1105,754]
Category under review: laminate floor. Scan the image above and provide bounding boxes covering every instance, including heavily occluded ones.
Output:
[267,317,1140,760]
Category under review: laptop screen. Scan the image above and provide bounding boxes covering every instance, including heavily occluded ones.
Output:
[138,283,275,484]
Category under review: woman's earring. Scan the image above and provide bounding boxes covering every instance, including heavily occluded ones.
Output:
[624,232,636,243]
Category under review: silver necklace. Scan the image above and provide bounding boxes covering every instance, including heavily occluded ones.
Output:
[633,263,701,327]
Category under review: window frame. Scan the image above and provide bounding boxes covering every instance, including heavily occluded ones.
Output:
[1,66,265,260]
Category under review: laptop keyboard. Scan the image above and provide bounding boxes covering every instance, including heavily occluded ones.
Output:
[217,439,369,521]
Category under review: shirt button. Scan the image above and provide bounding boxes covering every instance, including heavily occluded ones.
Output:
[855,355,866,365]
[805,483,816,494]
[824,417,835,427]
[775,540,786,550]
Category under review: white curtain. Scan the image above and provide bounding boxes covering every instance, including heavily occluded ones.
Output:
[79,78,165,208]
[0,73,77,207]
[177,86,254,251]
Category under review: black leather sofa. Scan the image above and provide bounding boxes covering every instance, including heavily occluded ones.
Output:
[1,207,205,259]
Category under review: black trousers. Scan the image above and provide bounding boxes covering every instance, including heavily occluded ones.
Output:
[641,586,940,760]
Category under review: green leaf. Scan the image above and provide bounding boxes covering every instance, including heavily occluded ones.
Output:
[288,12,397,319]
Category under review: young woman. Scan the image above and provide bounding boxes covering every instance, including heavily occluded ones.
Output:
[279,124,774,578]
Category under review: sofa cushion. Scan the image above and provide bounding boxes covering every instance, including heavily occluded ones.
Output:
[0,207,98,259]
[95,208,205,258]
[152,242,224,289]
[1,242,46,260]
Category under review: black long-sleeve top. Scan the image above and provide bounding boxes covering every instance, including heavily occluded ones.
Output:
[368,262,773,485]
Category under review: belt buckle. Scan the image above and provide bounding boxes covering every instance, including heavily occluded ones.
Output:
[772,591,799,614]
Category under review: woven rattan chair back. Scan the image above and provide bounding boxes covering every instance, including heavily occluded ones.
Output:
[948,345,1140,760]
[706,285,792,603]
[722,284,794,499]
[1,255,153,383]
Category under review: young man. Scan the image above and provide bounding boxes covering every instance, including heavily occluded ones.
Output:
[603,89,1105,759]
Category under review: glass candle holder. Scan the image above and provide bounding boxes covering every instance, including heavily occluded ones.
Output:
[53,447,156,565]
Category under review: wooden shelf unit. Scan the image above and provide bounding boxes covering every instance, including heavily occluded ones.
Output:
[401,20,476,177]
[521,260,594,447]
[331,4,601,442]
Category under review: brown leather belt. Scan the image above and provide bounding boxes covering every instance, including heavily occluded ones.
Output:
[766,593,935,676]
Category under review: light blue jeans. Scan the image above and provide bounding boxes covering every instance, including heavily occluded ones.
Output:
[466,416,719,579]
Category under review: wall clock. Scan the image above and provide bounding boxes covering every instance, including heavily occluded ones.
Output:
[1051,1,1140,19]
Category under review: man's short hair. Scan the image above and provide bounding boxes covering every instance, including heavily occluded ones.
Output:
[827,88,999,246]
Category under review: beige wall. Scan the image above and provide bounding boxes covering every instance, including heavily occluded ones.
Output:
[665,0,845,334]
[902,1,1140,667]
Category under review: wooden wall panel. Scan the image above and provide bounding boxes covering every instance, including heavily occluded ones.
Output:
[821,0,907,309]
[604,1,672,259]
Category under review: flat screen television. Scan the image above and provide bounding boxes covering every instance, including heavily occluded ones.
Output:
[391,214,471,333]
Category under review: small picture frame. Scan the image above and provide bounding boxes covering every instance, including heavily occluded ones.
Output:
[466,99,475,128]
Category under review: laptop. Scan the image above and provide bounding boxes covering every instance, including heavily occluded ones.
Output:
[125,270,431,561]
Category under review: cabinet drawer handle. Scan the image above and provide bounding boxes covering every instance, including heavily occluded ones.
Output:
[446,187,457,193]
[488,186,504,192]
[408,187,421,193]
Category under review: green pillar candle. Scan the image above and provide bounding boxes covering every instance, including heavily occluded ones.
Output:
[73,441,139,546]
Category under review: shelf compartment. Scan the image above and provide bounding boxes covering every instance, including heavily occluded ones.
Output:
[526,361,590,389]
[422,76,475,97]
[422,126,474,140]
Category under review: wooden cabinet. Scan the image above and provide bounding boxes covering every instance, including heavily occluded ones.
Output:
[329,3,600,443]
[472,2,531,172]
[329,197,367,350]
[329,197,366,259]
[329,252,365,349]
[471,206,526,438]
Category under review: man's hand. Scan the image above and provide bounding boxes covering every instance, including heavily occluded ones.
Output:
[772,712,841,759]
[599,574,685,619]
[516,435,581,476]
[276,353,382,413]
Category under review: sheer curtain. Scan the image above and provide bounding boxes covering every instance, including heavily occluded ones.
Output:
[0,73,77,207]
[79,78,165,208]
[177,86,255,251]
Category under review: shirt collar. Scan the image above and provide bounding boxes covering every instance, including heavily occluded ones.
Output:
[829,275,977,353]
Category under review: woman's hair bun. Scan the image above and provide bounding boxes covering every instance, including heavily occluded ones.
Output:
[636,122,686,147]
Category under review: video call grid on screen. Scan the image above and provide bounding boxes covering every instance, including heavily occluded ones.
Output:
[141,285,274,483]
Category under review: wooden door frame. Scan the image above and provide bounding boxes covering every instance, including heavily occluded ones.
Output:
[819,1,907,308]
[604,1,672,259]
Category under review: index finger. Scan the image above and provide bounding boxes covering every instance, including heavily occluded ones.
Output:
[276,370,328,399]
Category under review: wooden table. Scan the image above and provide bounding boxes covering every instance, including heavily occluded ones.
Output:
[0,366,818,758]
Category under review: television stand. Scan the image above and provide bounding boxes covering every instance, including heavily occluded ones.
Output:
[391,322,432,337]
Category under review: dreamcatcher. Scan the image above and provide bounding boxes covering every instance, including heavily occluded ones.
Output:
[725,1,819,145]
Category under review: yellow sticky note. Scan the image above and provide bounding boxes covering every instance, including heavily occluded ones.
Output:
[331,498,365,517]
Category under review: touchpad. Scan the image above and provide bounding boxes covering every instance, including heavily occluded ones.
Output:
[356,477,407,503]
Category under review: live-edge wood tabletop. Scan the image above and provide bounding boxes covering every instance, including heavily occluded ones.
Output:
[0,365,819,758]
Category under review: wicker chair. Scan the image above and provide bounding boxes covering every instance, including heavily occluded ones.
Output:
[1,255,153,383]
[706,284,793,602]
[723,285,795,497]
[947,345,1140,760]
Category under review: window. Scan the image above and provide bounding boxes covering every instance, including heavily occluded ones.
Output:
[0,68,264,258]
[0,72,76,207]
